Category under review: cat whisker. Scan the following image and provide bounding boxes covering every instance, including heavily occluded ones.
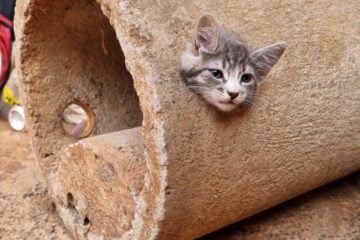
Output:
[246,101,265,109]
[252,99,269,108]
[185,87,210,94]
[244,98,267,108]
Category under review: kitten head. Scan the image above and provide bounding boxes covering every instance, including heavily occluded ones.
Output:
[180,14,287,112]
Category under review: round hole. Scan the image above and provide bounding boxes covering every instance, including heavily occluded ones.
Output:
[83,216,90,226]
[62,103,95,138]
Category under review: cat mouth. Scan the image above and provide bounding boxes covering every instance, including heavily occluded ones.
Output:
[219,100,235,105]
[216,100,238,112]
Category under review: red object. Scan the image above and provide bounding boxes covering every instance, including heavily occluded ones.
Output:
[0,15,12,89]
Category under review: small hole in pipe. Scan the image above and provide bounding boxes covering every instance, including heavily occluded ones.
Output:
[67,192,75,209]
[49,202,56,212]
[62,103,95,138]
[83,216,90,226]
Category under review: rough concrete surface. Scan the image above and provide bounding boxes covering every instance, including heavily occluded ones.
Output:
[52,128,146,239]
[0,120,359,239]
[202,173,360,240]
[14,0,360,239]
[0,120,71,240]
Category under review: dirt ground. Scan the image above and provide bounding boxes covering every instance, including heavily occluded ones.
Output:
[0,118,359,240]
[0,119,71,239]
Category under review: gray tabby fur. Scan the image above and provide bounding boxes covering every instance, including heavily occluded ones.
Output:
[180,14,287,112]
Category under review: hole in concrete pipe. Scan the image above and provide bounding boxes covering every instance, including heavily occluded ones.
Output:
[67,192,76,209]
[83,216,90,226]
[62,103,95,138]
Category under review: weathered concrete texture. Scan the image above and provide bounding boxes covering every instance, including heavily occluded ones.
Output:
[0,120,358,239]
[15,0,360,239]
[51,127,145,239]
[204,173,360,240]
[15,0,142,173]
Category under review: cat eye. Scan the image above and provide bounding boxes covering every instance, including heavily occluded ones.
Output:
[209,69,223,79]
[241,74,252,83]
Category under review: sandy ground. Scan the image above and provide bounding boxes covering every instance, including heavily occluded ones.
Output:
[0,118,359,239]
[0,119,71,240]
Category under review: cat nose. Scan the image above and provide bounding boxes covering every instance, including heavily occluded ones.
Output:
[227,91,239,100]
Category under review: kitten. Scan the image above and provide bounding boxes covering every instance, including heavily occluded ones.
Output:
[180,14,287,112]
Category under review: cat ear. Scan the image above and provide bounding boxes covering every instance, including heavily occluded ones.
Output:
[195,14,220,54]
[250,42,287,81]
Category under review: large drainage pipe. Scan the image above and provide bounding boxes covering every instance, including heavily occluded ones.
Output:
[15,0,360,239]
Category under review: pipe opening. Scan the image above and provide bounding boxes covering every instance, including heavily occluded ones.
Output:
[28,0,142,139]
[62,103,95,138]
[24,0,145,237]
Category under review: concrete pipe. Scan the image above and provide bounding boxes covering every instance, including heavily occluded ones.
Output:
[15,0,360,239]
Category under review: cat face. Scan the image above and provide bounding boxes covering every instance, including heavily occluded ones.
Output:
[184,46,257,112]
[180,14,287,112]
